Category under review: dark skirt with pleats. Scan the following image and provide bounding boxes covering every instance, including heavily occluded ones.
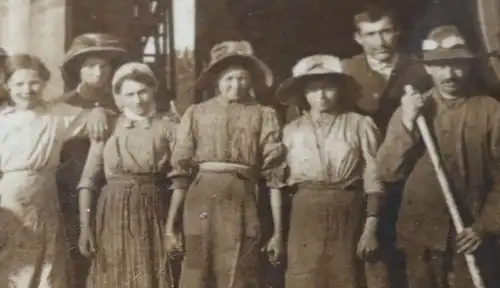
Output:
[86,175,170,288]
[285,182,366,288]
[179,171,262,288]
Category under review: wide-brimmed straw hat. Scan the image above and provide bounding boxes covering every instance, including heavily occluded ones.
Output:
[112,62,158,94]
[195,41,274,90]
[421,25,474,62]
[62,33,129,89]
[276,55,360,108]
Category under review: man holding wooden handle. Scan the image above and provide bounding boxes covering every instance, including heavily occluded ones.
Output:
[377,25,500,287]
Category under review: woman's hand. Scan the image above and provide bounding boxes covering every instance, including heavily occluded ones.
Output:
[357,216,379,260]
[262,233,283,266]
[165,227,184,257]
[86,107,109,141]
[357,229,379,260]
[79,224,96,258]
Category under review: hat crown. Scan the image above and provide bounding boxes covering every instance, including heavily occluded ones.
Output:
[65,33,127,60]
[209,41,255,63]
[422,25,467,51]
[70,33,125,49]
[292,55,344,77]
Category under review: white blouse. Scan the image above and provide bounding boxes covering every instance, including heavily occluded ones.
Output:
[284,111,383,194]
[0,103,89,172]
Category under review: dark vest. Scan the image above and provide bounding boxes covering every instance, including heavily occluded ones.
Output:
[344,54,432,137]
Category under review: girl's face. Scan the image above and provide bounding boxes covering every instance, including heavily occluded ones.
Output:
[217,66,252,101]
[80,56,112,88]
[116,79,155,116]
[304,79,339,113]
[7,68,46,109]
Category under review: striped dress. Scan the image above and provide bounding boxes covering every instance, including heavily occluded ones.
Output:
[81,113,177,288]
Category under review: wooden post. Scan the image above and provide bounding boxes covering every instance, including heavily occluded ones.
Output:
[7,0,31,53]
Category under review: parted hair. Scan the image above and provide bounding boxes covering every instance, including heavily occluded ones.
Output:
[354,2,398,31]
[4,53,51,82]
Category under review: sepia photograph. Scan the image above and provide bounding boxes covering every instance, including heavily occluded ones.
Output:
[0,0,500,287]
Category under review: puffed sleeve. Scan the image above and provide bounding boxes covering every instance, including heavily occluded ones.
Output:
[159,113,178,183]
[169,105,197,189]
[260,107,286,189]
[359,117,384,217]
[77,116,119,191]
[77,140,105,191]
[359,116,383,194]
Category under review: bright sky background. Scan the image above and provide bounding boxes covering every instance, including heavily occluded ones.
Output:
[173,0,195,50]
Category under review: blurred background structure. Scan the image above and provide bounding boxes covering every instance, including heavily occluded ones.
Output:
[0,0,499,115]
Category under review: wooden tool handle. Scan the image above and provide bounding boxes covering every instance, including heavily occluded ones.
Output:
[416,116,485,288]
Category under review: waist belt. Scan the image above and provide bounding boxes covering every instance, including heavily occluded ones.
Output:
[107,172,165,183]
[296,179,362,191]
[198,162,255,180]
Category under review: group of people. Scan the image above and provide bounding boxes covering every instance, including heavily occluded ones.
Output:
[1,2,500,288]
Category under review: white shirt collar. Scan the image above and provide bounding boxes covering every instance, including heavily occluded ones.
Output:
[366,53,399,78]
[123,107,156,121]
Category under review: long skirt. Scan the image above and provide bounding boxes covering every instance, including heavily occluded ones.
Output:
[57,140,96,288]
[0,170,75,287]
[285,182,365,288]
[87,175,170,288]
[179,171,262,288]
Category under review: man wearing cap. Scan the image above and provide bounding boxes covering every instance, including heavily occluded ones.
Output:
[378,25,500,287]
[56,33,129,288]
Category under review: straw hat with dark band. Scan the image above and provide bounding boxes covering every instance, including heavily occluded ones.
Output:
[276,55,360,109]
[421,25,474,62]
[62,33,129,89]
[195,41,274,91]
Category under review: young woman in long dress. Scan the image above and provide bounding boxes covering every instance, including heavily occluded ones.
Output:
[78,62,178,287]
[56,34,129,286]
[0,54,106,287]
[166,41,286,288]
[277,55,386,288]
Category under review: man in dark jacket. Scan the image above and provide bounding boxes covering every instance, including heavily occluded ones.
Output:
[378,25,500,287]
[343,4,433,287]
[344,3,432,137]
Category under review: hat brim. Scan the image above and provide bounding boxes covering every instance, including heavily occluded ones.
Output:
[276,73,359,108]
[421,48,475,62]
[195,55,274,91]
[61,47,130,89]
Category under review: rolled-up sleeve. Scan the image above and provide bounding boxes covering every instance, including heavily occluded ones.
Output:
[169,105,196,189]
[259,107,286,189]
[77,140,105,191]
[377,108,423,183]
[359,116,383,194]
